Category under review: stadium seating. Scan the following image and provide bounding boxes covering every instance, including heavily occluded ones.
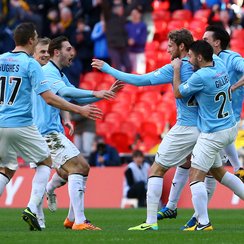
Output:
[193,9,211,23]
[172,9,193,21]
[109,132,132,153]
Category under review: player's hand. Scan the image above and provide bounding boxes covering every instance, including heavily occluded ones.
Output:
[171,58,182,69]
[91,58,105,70]
[63,121,74,136]
[93,90,116,100]
[110,80,124,93]
[79,104,103,120]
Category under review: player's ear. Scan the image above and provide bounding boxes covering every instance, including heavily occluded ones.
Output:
[179,43,185,51]
[197,54,202,62]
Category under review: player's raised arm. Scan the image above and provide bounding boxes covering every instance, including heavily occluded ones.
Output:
[231,75,244,92]
[171,58,183,98]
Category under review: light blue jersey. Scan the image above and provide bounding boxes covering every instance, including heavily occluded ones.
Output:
[179,55,236,133]
[33,61,74,135]
[218,50,244,122]
[0,52,50,127]
[102,58,198,126]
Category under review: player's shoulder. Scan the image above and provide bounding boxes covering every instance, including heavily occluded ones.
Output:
[219,50,242,58]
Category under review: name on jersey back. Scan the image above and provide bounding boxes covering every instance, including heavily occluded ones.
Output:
[0,64,20,72]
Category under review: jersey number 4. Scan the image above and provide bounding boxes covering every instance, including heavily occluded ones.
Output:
[0,76,22,105]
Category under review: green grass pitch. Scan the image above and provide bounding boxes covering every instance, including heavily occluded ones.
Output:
[0,208,243,244]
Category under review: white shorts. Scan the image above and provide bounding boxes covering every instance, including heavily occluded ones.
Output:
[191,125,238,172]
[155,125,200,168]
[0,125,50,171]
[43,132,80,169]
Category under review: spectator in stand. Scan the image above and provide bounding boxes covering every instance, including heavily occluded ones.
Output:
[79,0,102,30]
[102,0,132,72]
[128,0,154,42]
[91,14,111,65]
[49,6,76,38]
[169,0,183,13]
[184,0,202,13]
[88,136,121,167]
[73,18,94,74]
[123,150,150,207]
[126,7,147,74]
[208,4,237,35]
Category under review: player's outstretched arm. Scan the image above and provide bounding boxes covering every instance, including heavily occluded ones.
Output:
[91,58,152,86]
[72,80,125,104]
[41,90,103,120]
[58,86,116,101]
[231,75,244,92]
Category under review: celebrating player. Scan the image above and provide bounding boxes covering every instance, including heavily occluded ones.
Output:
[0,22,103,231]
[171,40,244,231]
[32,35,123,231]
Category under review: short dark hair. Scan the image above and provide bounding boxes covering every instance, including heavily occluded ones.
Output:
[205,25,230,50]
[14,22,36,46]
[168,29,194,51]
[190,40,213,62]
[48,36,69,57]
[132,150,144,158]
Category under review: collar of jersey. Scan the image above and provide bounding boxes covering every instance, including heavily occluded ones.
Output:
[49,60,63,77]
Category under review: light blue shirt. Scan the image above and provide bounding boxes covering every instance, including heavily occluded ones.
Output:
[33,61,99,135]
[102,58,198,126]
[179,55,236,133]
[0,51,50,127]
[218,50,244,122]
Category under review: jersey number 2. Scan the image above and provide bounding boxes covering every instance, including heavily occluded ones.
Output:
[215,88,232,118]
[0,76,22,105]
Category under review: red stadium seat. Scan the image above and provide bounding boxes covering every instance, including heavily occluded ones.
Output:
[172,9,193,21]
[157,51,171,67]
[126,111,145,129]
[104,112,125,124]
[153,20,168,42]
[109,132,132,153]
[152,10,171,22]
[193,9,211,23]
[152,0,169,12]
[140,121,158,138]
[110,101,132,113]
[189,20,207,40]
[96,121,114,141]
[150,112,167,134]
[79,79,97,90]
[167,20,189,32]
[230,39,244,50]
[83,71,103,83]
[145,41,160,52]
[132,101,153,118]
[137,91,162,108]
[102,73,116,83]
[139,135,161,152]
[115,91,134,105]
[119,121,138,138]
[96,100,112,114]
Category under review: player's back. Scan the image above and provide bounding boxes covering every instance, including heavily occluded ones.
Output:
[0,52,47,127]
[218,50,244,122]
[194,55,236,132]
